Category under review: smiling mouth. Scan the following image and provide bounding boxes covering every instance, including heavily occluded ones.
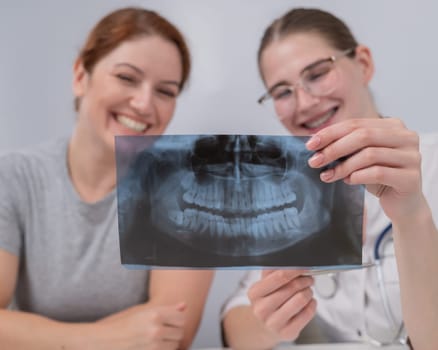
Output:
[113,113,149,133]
[303,106,338,129]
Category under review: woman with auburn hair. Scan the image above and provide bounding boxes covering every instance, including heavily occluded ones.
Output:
[222,7,438,350]
[0,7,212,350]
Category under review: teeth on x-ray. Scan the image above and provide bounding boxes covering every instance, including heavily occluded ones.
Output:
[181,177,298,212]
[168,207,306,239]
[143,135,334,256]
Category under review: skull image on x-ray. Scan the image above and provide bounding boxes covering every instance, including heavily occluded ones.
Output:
[119,135,334,257]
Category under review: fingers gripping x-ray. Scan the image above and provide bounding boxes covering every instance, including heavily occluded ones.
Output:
[116,135,363,268]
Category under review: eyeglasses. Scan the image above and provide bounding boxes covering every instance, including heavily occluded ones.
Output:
[257,48,356,118]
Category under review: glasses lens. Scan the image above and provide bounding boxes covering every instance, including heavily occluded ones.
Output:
[303,60,337,97]
[266,86,295,120]
[258,54,345,119]
[271,86,293,101]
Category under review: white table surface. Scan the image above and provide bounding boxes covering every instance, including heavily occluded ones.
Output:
[276,344,408,350]
[198,343,409,350]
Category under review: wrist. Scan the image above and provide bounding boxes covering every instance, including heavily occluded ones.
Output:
[392,196,434,236]
[258,320,290,349]
[62,322,110,350]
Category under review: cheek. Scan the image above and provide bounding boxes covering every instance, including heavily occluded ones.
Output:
[82,93,106,124]
[327,81,357,115]
[79,85,104,115]
[87,75,122,106]
[157,100,177,125]
[79,88,114,129]
[343,85,367,116]
[336,71,368,111]
[280,117,301,135]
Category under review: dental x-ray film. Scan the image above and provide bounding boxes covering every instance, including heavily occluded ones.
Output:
[116,135,364,269]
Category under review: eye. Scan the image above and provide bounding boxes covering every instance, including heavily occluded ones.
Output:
[305,64,332,82]
[116,73,137,84]
[272,87,293,100]
[307,71,327,81]
[157,88,178,98]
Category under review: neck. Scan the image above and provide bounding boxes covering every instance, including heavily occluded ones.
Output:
[68,128,116,203]
[364,90,381,119]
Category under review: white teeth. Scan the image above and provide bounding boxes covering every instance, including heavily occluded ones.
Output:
[116,115,147,132]
[305,109,335,129]
[182,180,298,213]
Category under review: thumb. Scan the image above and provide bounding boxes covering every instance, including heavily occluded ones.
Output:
[175,301,187,312]
[261,269,276,278]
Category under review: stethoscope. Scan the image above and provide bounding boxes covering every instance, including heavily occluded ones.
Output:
[314,223,408,346]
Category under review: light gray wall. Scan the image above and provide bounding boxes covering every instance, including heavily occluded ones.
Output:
[1,1,437,348]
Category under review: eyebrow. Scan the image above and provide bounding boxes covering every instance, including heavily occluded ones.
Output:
[159,80,181,88]
[267,56,331,93]
[114,63,181,88]
[115,62,144,75]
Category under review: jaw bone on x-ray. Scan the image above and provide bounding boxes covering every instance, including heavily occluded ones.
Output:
[116,134,364,268]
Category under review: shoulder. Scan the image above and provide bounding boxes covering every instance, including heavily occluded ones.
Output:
[0,137,69,188]
[0,138,68,171]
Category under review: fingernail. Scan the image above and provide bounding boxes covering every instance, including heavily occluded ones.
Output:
[308,152,324,167]
[306,135,321,150]
[320,169,334,182]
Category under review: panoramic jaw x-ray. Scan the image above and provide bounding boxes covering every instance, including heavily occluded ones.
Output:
[116,134,364,268]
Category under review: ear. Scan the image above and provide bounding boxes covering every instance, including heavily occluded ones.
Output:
[72,58,88,98]
[354,45,375,85]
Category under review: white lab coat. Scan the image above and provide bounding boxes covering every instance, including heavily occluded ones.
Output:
[222,133,438,344]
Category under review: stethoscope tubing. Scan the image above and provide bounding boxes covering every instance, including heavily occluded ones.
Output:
[374,223,393,260]
[315,223,393,300]
[314,222,407,344]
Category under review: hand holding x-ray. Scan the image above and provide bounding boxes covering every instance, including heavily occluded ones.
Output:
[306,117,423,224]
[247,269,316,343]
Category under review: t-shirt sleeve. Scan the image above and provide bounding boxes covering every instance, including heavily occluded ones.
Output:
[220,270,262,319]
[0,154,24,255]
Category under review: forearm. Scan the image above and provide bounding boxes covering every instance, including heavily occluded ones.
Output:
[222,306,280,350]
[392,199,438,350]
[149,269,214,349]
[0,309,112,350]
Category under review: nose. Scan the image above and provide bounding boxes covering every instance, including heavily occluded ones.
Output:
[294,85,320,113]
[130,87,155,118]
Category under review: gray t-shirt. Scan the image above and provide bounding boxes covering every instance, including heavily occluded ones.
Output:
[0,138,149,322]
